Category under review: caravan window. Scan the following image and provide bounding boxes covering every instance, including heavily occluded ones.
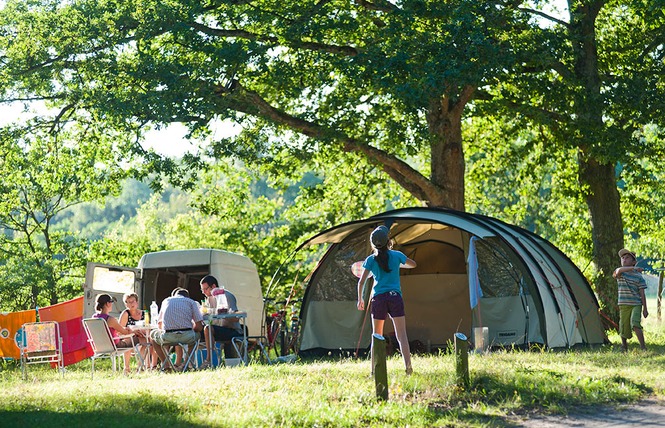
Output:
[92,267,136,295]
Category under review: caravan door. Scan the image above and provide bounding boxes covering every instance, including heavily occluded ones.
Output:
[83,262,141,319]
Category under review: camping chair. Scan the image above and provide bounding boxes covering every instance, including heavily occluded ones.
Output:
[232,335,271,365]
[20,321,64,380]
[82,317,145,378]
[201,312,250,368]
[215,325,251,367]
[201,335,244,367]
[160,337,199,372]
[197,331,221,368]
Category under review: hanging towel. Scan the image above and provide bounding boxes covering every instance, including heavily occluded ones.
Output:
[0,309,37,360]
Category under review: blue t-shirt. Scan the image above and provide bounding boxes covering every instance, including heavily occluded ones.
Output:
[362,250,408,296]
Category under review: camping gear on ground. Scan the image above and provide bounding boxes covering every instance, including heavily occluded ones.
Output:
[295,207,606,356]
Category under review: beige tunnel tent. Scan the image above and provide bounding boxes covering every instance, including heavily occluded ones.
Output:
[297,207,606,355]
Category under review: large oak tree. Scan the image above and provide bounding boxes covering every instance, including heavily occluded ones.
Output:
[475,0,665,322]
[0,0,532,210]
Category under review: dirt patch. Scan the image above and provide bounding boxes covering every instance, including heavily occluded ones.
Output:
[511,398,665,427]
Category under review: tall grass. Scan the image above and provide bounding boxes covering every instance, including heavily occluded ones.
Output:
[2,315,664,427]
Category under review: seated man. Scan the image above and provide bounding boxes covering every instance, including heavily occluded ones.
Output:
[149,287,204,371]
[200,274,244,368]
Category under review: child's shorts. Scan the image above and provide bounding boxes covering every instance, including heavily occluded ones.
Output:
[371,291,405,320]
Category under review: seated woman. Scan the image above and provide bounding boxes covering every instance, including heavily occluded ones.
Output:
[119,292,155,369]
[93,293,138,374]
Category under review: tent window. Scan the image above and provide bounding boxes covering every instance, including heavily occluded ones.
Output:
[398,241,466,274]
[475,239,525,297]
[309,233,369,302]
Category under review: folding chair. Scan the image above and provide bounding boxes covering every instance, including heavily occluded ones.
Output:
[232,335,271,365]
[197,333,221,369]
[20,321,64,380]
[160,337,199,372]
[201,320,246,368]
[82,317,145,378]
[219,313,250,367]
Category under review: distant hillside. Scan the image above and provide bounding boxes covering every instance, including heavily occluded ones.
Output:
[52,179,163,239]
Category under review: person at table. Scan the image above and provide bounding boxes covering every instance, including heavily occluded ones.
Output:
[119,292,155,369]
[149,287,204,371]
[93,293,138,374]
[200,274,244,369]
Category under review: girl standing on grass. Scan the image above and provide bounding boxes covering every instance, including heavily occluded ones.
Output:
[357,225,417,375]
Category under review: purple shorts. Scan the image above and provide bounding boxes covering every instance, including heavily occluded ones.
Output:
[371,291,405,320]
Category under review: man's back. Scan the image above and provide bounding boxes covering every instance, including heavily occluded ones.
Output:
[161,295,203,330]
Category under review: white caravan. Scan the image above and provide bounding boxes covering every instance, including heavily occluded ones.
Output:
[83,249,263,336]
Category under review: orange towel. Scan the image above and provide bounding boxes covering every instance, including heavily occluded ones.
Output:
[0,310,37,360]
[38,296,84,323]
[39,296,93,366]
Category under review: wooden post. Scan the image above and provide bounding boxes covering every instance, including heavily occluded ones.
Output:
[454,332,469,389]
[658,271,663,322]
[372,333,388,401]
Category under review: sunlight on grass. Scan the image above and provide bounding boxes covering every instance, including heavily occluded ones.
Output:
[2,317,664,427]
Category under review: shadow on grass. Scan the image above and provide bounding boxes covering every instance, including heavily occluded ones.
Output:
[0,394,208,428]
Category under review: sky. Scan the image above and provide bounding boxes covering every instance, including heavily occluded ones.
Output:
[0,100,238,157]
[140,121,239,157]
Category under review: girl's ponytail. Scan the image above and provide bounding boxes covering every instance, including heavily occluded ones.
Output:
[375,247,391,273]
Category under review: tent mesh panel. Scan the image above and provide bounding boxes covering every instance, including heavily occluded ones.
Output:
[308,233,369,302]
[476,238,526,297]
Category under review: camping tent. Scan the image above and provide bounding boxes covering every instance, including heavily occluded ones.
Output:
[296,207,606,355]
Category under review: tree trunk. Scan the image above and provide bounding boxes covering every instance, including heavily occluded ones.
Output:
[424,91,472,211]
[578,154,623,326]
[570,2,623,328]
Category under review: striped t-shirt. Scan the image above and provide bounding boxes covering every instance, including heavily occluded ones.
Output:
[617,271,647,306]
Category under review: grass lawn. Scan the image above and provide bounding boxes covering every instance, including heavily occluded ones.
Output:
[2,310,664,427]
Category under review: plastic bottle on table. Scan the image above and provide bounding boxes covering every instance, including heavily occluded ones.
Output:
[144,309,150,326]
[216,287,228,314]
[150,300,159,327]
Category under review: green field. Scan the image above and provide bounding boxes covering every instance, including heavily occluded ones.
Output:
[2,309,664,428]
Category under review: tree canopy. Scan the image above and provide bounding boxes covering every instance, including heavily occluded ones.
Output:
[0,0,537,209]
[0,124,128,309]
[2,0,665,323]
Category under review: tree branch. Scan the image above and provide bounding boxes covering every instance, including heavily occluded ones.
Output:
[49,103,77,134]
[213,80,439,200]
[450,85,476,117]
[343,139,441,201]
[355,0,399,13]
[517,7,569,28]
[482,91,568,124]
[187,22,358,56]
[515,60,576,82]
